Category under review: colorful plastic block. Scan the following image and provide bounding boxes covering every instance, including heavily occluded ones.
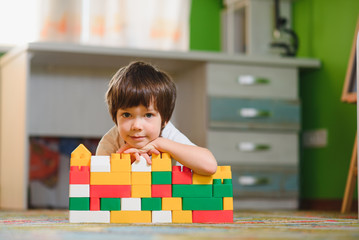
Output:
[172,210,192,223]
[131,156,151,172]
[90,172,131,185]
[223,197,234,210]
[152,153,172,171]
[69,211,110,223]
[91,156,110,172]
[101,198,121,211]
[90,197,100,210]
[152,171,172,184]
[172,166,192,184]
[192,173,213,185]
[121,198,141,210]
[69,184,90,197]
[131,184,151,198]
[69,166,90,184]
[151,184,172,197]
[132,172,151,185]
[172,184,212,197]
[152,211,172,223]
[141,198,162,211]
[69,197,90,211]
[90,185,131,198]
[212,166,232,181]
[182,197,223,210]
[192,210,233,223]
[213,179,233,197]
[162,197,182,210]
[111,211,151,223]
[70,144,91,167]
[111,153,131,172]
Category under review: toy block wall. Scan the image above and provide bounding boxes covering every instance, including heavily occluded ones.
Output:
[69,144,233,223]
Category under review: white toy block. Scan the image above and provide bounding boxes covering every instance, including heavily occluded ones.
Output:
[121,198,141,210]
[91,156,110,172]
[131,156,151,172]
[69,184,90,197]
[69,211,110,223]
[152,211,172,223]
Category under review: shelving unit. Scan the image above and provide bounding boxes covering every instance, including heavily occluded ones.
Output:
[0,42,320,210]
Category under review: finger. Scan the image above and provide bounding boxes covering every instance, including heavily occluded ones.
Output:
[148,148,160,155]
[142,153,152,165]
[117,144,130,153]
[134,152,141,162]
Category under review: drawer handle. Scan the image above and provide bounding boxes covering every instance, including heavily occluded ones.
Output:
[238,176,269,186]
[237,75,270,85]
[238,108,271,118]
[237,142,270,152]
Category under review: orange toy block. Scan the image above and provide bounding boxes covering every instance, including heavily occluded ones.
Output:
[131,172,151,185]
[223,197,234,210]
[162,197,182,210]
[90,172,131,185]
[131,184,151,198]
[192,173,213,185]
[172,210,192,223]
[70,144,91,167]
[111,153,131,172]
[212,166,232,181]
[111,211,152,223]
[152,153,172,171]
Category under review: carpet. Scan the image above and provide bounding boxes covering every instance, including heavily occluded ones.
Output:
[0,210,358,240]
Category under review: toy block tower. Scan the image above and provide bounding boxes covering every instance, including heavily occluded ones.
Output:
[68,144,234,224]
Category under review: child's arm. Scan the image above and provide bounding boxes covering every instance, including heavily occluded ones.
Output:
[120,137,218,176]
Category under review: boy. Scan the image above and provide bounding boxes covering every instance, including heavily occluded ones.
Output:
[96,61,217,176]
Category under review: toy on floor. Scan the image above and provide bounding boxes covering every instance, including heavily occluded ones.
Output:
[69,144,234,223]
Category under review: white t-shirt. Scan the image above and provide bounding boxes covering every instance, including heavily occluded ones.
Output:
[96,121,194,165]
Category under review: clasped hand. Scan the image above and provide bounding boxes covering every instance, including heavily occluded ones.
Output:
[116,141,160,165]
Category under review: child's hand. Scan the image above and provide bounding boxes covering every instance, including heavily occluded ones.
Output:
[117,143,160,165]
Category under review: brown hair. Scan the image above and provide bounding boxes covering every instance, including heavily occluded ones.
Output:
[106,61,176,128]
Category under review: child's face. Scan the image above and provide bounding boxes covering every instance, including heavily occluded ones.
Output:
[116,102,162,149]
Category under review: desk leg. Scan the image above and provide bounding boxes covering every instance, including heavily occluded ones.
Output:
[341,134,358,213]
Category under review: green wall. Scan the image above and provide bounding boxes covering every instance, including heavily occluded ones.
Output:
[293,0,358,200]
[190,0,359,201]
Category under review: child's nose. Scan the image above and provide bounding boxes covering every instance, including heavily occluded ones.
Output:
[131,118,143,130]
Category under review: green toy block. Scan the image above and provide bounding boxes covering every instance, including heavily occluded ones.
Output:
[213,179,233,197]
[100,198,121,211]
[69,197,90,210]
[182,197,223,210]
[152,171,172,184]
[141,198,162,210]
[172,184,212,197]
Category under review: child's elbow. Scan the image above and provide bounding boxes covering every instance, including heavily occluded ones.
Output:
[203,153,218,175]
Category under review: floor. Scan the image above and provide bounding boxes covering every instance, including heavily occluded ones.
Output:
[0,210,358,240]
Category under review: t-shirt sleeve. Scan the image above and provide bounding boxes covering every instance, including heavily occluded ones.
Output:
[96,126,120,155]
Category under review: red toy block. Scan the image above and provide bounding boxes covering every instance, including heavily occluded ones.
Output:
[172,166,192,184]
[192,210,233,223]
[90,185,131,198]
[151,184,172,197]
[69,166,90,184]
[90,197,100,211]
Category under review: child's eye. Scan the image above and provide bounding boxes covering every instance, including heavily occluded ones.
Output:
[145,113,153,118]
[122,112,131,118]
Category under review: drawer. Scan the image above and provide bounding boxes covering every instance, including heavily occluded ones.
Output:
[231,168,298,198]
[209,97,300,130]
[207,130,298,166]
[207,63,298,100]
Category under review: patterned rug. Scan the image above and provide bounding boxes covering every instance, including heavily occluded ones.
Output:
[0,210,358,240]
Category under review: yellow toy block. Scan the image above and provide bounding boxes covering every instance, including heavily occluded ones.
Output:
[172,210,192,223]
[111,211,151,223]
[90,172,131,185]
[162,197,182,211]
[212,166,232,181]
[70,144,92,166]
[131,172,151,185]
[131,185,151,198]
[192,174,213,185]
[111,153,131,172]
[152,153,172,171]
[223,197,234,210]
